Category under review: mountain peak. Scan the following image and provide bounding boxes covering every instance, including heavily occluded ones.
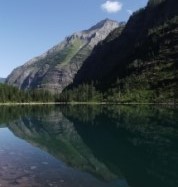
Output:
[67,19,120,48]
[86,19,119,32]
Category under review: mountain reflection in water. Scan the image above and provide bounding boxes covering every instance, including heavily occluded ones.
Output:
[0,105,177,187]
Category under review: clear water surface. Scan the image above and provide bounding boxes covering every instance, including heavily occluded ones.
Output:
[0,105,177,187]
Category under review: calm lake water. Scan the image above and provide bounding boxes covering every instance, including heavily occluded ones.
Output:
[0,105,177,187]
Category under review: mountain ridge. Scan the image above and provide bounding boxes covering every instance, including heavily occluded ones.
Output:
[72,0,178,85]
[6,19,121,93]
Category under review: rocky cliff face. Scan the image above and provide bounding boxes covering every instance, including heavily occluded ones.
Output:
[6,19,120,93]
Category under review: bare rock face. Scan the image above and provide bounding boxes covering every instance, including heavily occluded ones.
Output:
[6,19,120,93]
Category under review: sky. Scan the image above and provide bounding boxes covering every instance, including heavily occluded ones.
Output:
[0,0,148,78]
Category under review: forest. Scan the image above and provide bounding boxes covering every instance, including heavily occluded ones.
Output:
[0,83,54,103]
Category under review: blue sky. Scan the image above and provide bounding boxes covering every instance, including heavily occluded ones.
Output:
[0,0,148,78]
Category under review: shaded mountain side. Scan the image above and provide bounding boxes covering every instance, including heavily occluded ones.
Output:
[68,0,178,102]
[6,19,121,93]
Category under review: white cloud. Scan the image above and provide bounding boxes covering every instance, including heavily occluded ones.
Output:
[127,9,133,16]
[101,1,123,13]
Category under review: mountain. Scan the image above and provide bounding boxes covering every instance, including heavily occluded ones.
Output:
[6,19,121,93]
[0,78,5,83]
[68,0,178,103]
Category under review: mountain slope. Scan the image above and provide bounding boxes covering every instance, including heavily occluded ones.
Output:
[68,0,178,103]
[6,19,121,93]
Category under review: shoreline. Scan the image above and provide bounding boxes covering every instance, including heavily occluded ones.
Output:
[0,102,177,106]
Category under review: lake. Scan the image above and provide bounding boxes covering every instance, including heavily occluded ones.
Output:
[0,105,177,187]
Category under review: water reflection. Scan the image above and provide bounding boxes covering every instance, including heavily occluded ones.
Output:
[0,105,177,187]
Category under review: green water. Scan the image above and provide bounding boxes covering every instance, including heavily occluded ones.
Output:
[0,105,177,187]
